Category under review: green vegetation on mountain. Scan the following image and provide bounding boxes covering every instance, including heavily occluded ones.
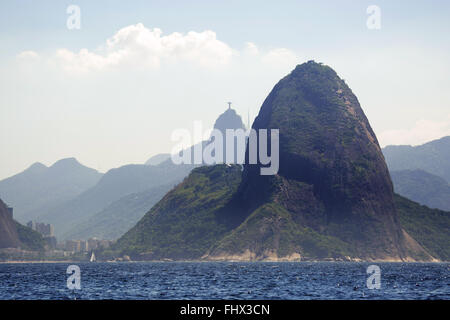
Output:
[395,194,450,261]
[14,221,45,251]
[209,202,352,259]
[111,165,243,259]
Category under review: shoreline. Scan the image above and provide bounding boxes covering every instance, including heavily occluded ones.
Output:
[1,260,447,264]
[0,260,79,264]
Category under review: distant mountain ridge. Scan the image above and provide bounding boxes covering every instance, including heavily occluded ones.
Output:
[390,169,450,211]
[382,136,450,183]
[0,157,195,241]
[63,183,176,240]
[0,158,102,223]
[38,161,195,239]
[145,153,171,166]
[382,136,450,211]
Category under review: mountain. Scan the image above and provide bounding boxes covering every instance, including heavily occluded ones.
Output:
[38,161,194,239]
[212,106,247,164]
[390,169,450,211]
[145,153,171,166]
[111,61,444,261]
[213,107,246,133]
[0,199,45,251]
[111,165,243,259]
[208,61,423,261]
[0,158,102,223]
[382,136,450,183]
[63,183,175,240]
[171,106,247,166]
[383,137,450,212]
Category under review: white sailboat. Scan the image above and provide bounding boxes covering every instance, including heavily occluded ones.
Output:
[90,252,96,262]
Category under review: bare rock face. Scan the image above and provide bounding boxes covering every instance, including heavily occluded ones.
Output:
[0,199,20,249]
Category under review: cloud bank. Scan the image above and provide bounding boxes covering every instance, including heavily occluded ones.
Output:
[18,23,298,75]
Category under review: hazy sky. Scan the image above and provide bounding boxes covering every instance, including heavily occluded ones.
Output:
[1,0,449,179]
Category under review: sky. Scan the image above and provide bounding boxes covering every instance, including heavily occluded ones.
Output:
[0,0,449,179]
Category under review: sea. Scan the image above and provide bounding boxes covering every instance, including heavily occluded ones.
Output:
[0,262,448,300]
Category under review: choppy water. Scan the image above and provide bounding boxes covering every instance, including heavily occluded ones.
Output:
[0,262,448,300]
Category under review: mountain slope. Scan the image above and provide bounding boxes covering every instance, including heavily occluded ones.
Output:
[0,158,102,223]
[0,199,20,248]
[207,201,352,261]
[395,194,449,261]
[0,199,45,251]
[391,169,450,211]
[38,162,194,239]
[14,221,46,251]
[112,165,243,259]
[63,183,175,240]
[382,136,450,183]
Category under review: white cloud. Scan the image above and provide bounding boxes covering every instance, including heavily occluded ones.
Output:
[54,23,235,74]
[17,50,39,60]
[378,117,450,146]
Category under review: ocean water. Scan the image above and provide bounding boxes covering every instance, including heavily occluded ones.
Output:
[0,262,448,300]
